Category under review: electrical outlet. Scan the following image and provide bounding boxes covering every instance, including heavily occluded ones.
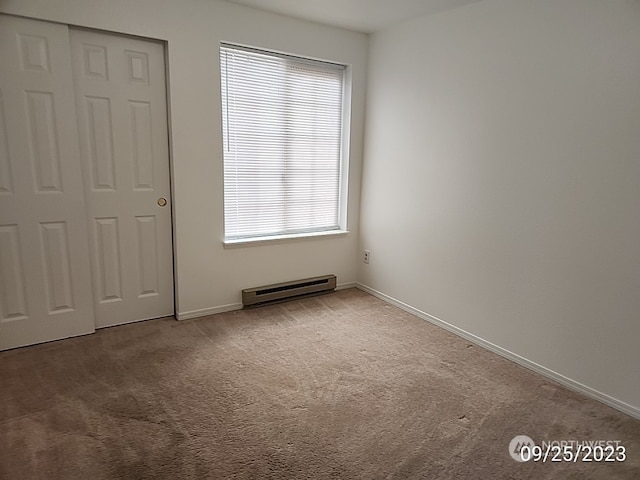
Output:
[363,249,370,264]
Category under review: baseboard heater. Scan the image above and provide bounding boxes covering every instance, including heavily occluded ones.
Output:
[242,274,337,307]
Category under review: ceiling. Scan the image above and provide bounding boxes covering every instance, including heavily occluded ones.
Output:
[223,0,484,33]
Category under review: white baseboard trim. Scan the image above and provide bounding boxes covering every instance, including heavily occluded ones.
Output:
[356,283,640,420]
[336,282,357,291]
[177,303,243,320]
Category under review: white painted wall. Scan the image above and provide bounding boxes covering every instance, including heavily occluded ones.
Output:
[360,0,640,412]
[0,0,367,317]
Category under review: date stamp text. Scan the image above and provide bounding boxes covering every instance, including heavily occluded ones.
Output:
[509,435,626,463]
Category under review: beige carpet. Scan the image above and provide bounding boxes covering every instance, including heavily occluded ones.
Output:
[1,289,638,479]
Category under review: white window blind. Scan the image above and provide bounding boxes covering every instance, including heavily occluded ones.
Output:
[220,44,346,241]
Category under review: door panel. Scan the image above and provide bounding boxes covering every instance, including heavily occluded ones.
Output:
[70,29,173,328]
[0,225,28,321]
[0,15,95,350]
[94,217,123,302]
[85,96,116,191]
[0,93,13,194]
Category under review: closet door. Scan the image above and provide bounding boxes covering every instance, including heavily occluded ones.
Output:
[0,15,95,350]
[70,29,174,328]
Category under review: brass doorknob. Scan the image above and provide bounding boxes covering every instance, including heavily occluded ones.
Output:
[157,197,167,207]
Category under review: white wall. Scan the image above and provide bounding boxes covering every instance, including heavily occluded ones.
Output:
[360,0,640,413]
[0,0,367,317]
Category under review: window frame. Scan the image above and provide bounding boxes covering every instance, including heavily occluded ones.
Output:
[219,43,351,246]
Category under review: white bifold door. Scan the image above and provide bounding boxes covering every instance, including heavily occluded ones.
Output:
[0,15,173,350]
[69,29,173,328]
[0,16,96,349]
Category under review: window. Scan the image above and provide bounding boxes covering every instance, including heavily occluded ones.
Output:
[220,44,347,242]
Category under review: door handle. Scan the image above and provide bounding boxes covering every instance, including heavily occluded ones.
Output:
[157,197,167,207]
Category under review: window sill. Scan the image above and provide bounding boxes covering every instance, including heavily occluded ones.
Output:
[223,230,349,248]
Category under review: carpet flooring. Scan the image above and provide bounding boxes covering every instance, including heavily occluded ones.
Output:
[1,288,639,479]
